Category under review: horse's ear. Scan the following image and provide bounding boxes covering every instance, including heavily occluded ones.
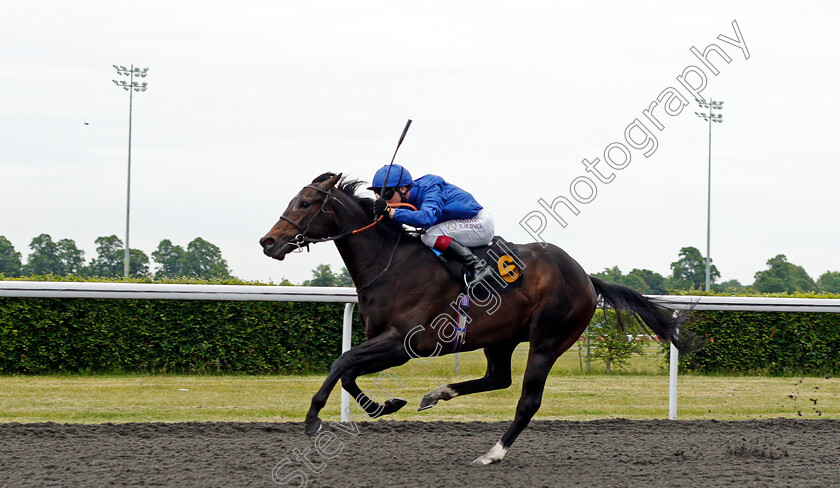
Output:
[319,172,342,190]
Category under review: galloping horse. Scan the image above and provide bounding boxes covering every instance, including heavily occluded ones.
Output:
[260,172,696,465]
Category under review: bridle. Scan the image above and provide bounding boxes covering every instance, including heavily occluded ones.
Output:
[276,183,417,291]
[277,184,416,253]
[278,185,352,252]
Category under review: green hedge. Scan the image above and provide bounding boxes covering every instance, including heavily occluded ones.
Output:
[4,279,839,375]
[676,291,840,375]
[680,311,840,375]
[0,279,365,374]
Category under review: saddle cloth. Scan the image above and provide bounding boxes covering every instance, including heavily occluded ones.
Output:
[436,236,524,296]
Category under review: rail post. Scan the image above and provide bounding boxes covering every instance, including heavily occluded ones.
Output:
[340,302,355,423]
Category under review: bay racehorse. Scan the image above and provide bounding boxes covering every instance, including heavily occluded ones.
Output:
[260,172,697,465]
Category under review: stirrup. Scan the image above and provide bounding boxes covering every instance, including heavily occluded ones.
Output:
[465,266,494,288]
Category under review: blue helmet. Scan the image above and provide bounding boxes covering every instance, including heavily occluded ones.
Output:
[367,164,413,191]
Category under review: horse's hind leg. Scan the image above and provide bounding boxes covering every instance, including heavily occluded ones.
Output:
[473,303,592,465]
[473,345,559,465]
[418,343,516,411]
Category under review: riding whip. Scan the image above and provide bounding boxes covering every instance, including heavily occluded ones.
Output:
[379,119,412,197]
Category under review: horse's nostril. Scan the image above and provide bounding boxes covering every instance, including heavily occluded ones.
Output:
[260,236,276,249]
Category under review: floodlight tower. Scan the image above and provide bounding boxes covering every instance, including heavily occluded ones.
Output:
[112,65,149,278]
[695,98,724,292]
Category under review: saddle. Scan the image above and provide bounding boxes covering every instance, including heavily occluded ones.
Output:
[435,236,524,297]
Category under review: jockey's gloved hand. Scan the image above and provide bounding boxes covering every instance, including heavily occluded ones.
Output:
[373,198,393,218]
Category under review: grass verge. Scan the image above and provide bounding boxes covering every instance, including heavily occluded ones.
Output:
[1,346,837,423]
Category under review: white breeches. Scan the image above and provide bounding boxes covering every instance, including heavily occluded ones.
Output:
[420,209,495,248]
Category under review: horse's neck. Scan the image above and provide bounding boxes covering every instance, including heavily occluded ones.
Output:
[333,220,430,290]
[329,192,446,292]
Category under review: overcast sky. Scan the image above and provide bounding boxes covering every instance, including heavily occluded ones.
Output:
[2,1,838,286]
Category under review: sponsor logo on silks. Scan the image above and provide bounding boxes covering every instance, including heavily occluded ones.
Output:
[496,254,520,283]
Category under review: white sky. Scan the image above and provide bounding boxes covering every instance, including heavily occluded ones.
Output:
[2,1,838,285]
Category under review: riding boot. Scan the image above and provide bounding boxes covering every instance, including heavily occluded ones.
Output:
[441,240,494,288]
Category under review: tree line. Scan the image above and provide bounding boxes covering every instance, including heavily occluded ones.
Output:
[591,246,840,294]
[4,235,838,293]
[0,234,231,280]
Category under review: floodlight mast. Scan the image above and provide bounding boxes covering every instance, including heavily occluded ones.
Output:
[695,98,724,292]
[112,64,149,278]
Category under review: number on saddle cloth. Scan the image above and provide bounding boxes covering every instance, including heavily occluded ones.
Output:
[431,236,524,298]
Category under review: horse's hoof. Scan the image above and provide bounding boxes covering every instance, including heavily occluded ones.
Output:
[418,394,438,411]
[304,418,323,436]
[472,455,503,466]
[472,442,507,465]
[470,456,502,466]
[371,398,407,418]
[418,385,456,411]
[386,397,407,412]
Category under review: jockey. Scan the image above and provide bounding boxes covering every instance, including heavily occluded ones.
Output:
[368,163,495,287]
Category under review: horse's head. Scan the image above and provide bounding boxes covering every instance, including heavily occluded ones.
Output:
[260,172,344,261]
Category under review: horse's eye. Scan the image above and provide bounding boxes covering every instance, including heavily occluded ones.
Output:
[300,201,310,209]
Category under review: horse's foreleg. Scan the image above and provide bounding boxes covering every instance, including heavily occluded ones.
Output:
[418,344,515,411]
[304,353,350,435]
[338,348,411,418]
[340,373,408,419]
[473,346,558,465]
[304,332,408,434]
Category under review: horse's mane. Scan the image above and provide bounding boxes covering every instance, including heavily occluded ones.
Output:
[311,172,376,218]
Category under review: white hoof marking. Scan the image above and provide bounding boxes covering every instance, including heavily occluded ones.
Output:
[472,441,507,465]
[433,385,458,400]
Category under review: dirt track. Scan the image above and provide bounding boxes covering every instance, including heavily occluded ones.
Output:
[1,419,839,487]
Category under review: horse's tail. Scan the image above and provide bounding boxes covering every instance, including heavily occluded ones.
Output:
[589,276,700,354]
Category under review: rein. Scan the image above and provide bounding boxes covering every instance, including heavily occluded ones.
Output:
[345,201,416,236]
[354,232,403,292]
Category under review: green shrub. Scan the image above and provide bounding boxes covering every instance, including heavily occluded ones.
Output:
[587,310,646,373]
